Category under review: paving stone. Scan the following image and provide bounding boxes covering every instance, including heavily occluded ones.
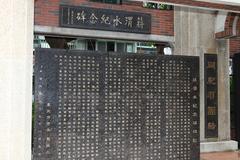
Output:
[200,151,240,160]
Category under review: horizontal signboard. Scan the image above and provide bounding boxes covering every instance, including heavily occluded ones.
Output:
[60,5,151,34]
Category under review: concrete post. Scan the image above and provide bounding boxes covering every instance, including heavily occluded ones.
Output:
[174,6,237,152]
[217,39,231,141]
[0,0,34,159]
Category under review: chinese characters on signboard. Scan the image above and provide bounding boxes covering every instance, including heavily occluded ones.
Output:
[60,5,151,34]
[205,54,218,138]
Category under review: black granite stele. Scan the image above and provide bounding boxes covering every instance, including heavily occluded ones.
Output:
[33,49,200,160]
[204,54,218,138]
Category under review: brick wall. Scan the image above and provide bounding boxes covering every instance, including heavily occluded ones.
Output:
[215,13,236,39]
[34,0,174,36]
[237,18,240,36]
[230,39,240,57]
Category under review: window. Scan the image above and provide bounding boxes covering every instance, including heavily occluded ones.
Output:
[74,40,86,50]
[87,40,96,51]
[116,43,125,53]
[126,43,134,53]
[91,0,122,4]
[97,41,107,52]
[96,41,134,53]
[107,42,115,52]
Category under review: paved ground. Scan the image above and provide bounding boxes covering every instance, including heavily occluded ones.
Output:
[201,151,240,160]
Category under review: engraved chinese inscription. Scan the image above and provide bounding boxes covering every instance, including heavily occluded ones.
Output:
[60,5,151,34]
[204,54,218,138]
[33,49,200,160]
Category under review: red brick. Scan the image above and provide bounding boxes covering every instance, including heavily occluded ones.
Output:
[230,39,240,56]
[34,0,174,36]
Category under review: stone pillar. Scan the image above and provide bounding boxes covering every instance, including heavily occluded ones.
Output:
[217,39,231,141]
[0,0,34,160]
[174,6,237,152]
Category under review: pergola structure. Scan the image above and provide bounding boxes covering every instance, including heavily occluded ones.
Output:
[138,0,240,12]
[135,0,240,38]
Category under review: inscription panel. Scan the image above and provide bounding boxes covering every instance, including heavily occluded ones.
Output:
[33,49,199,160]
[60,5,151,34]
[204,54,218,138]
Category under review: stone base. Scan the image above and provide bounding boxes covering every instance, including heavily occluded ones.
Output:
[200,140,238,153]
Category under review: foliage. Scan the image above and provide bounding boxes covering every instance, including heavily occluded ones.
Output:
[143,2,173,10]
[230,76,235,94]
[32,102,35,128]
[32,102,35,147]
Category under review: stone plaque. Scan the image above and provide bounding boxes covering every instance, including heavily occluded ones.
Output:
[33,49,200,160]
[204,54,218,138]
[60,5,151,34]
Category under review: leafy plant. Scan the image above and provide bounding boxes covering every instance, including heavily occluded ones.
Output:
[143,2,173,10]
